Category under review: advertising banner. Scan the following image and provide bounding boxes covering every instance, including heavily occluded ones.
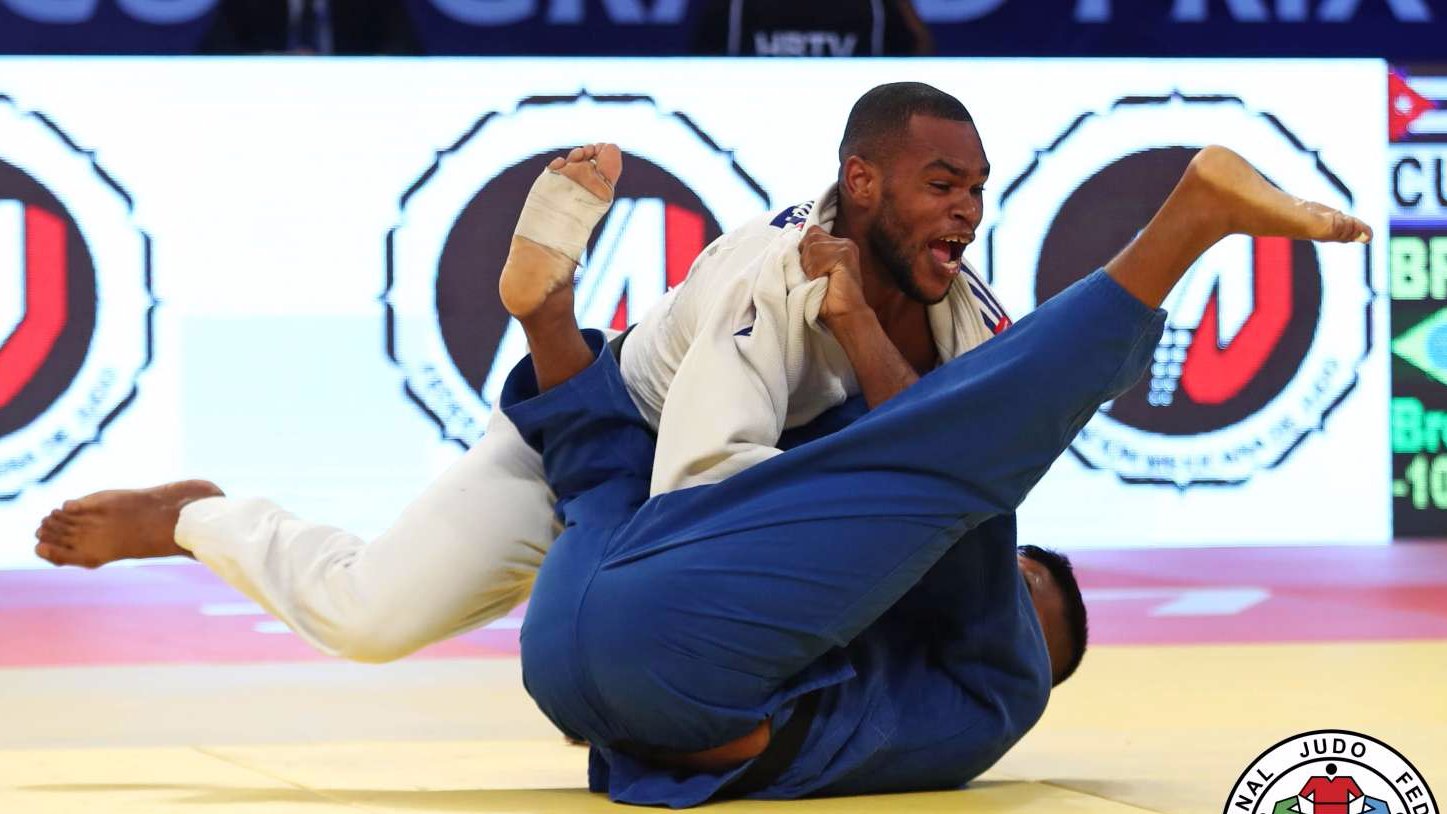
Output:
[2,1,1441,60]
[404,0,1445,58]
[1389,67,1447,538]
[0,58,1388,567]
[0,0,216,54]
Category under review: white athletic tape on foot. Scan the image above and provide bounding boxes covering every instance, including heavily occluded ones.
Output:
[513,169,612,265]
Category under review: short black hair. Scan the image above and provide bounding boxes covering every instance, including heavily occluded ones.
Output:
[1018,544,1088,686]
[838,82,973,164]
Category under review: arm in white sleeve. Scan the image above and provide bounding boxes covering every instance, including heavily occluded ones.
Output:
[648,228,837,494]
[648,266,790,494]
[174,410,557,663]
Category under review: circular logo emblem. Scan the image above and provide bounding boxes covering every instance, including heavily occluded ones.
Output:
[988,94,1372,486]
[385,92,768,445]
[0,96,152,499]
[1227,730,1437,814]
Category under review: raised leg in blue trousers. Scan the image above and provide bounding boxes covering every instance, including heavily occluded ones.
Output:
[503,269,1165,754]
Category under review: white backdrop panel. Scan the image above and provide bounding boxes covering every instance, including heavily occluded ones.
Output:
[0,58,1389,567]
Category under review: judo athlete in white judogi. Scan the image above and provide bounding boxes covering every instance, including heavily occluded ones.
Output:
[35,83,1371,806]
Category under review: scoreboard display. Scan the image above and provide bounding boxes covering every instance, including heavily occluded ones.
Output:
[1389,68,1447,537]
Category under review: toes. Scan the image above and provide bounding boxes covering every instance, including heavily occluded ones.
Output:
[1336,214,1356,242]
[46,510,75,529]
[593,144,623,187]
[35,542,87,567]
[547,143,622,187]
[39,517,74,544]
[1330,212,1371,243]
[1304,205,1372,244]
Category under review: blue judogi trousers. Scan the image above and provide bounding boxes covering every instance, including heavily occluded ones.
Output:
[501,270,1166,805]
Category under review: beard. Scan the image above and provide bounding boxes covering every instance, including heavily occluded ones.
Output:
[866,196,947,306]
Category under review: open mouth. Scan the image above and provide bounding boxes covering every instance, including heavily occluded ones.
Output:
[927,236,968,271]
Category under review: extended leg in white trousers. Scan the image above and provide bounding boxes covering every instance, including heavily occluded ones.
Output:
[176,411,558,663]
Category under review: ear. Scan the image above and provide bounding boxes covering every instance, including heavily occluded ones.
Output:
[840,154,881,209]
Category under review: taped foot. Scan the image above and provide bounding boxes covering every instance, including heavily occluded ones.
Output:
[500,143,622,318]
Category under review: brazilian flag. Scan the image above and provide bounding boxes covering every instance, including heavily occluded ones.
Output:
[1394,309,1447,388]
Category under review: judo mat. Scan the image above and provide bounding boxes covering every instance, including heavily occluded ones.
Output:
[1,544,1442,814]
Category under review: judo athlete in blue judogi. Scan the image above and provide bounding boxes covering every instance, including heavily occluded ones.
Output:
[491,95,1372,807]
[504,272,1157,805]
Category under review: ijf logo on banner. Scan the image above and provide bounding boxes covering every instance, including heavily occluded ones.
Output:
[385,91,768,445]
[0,95,152,499]
[1227,730,1437,814]
[988,93,1373,487]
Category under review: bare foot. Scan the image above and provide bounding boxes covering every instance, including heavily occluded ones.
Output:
[1184,145,1372,244]
[33,479,224,569]
[499,143,623,318]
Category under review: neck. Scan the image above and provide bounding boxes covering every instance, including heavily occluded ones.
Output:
[832,199,938,374]
[834,202,918,324]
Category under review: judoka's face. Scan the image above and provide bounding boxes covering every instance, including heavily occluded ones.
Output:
[867,116,989,305]
[1018,555,1072,686]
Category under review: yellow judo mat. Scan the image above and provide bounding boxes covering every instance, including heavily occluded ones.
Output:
[2,640,1441,813]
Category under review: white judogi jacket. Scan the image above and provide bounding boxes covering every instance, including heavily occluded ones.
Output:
[622,184,1004,495]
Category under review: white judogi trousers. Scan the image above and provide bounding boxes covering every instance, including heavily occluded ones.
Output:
[175,409,557,663]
